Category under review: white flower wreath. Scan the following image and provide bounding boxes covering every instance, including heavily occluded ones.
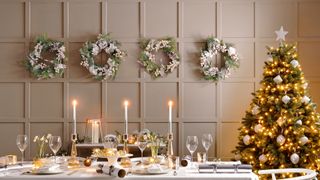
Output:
[139,37,180,78]
[80,34,126,81]
[200,37,240,81]
[25,35,66,79]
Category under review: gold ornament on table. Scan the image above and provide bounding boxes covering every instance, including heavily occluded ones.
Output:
[68,134,80,169]
[83,157,92,167]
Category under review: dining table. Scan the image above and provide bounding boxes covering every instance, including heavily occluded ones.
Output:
[0,162,259,180]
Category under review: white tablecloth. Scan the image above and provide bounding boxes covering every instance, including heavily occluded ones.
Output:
[0,166,258,180]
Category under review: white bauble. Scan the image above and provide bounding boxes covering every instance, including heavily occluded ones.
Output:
[302,82,308,89]
[299,136,309,145]
[296,120,302,125]
[290,153,300,164]
[252,105,260,115]
[254,124,263,133]
[276,135,286,145]
[301,96,310,104]
[290,60,299,68]
[267,56,273,62]
[273,75,283,84]
[234,154,241,161]
[243,135,251,145]
[228,47,236,56]
[282,95,291,104]
[259,154,267,163]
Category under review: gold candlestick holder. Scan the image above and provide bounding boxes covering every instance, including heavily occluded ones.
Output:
[122,134,129,154]
[68,134,80,169]
[167,133,173,157]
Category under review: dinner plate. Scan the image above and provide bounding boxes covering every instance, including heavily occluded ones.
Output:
[30,169,64,175]
[131,167,170,175]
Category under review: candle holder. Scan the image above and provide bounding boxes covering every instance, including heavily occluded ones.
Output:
[68,134,80,169]
[167,133,174,157]
[122,134,129,154]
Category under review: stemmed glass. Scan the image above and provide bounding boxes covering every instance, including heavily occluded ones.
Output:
[49,136,62,163]
[202,134,213,163]
[16,135,28,165]
[136,134,148,163]
[186,136,198,163]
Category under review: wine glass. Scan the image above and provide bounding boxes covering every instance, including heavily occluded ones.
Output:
[16,135,28,165]
[186,136,198,162]
[136,134,148,163]
[202,134,213,162]
[49,136,62,163]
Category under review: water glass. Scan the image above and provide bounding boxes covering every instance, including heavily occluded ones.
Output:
[202,134,213,162]
[186,136,198,162]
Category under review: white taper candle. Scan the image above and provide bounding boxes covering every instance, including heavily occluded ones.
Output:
[72,100,77,135]
[168,100,173,134]
[124,100,129,134]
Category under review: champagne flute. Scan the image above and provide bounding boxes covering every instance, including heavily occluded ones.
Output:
[202,134,213,162]
[136,134,148,163]
[16,135,28,165]
[49,136,62,163]
[186,136,198,162]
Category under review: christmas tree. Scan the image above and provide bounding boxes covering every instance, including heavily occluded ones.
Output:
[234,27,320,178]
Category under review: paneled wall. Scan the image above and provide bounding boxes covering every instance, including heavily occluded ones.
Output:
[1,0,320,160]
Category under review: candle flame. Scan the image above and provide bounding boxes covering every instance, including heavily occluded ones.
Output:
[124,100,129,106]
[168,100,173,106]
[72,100,77,106]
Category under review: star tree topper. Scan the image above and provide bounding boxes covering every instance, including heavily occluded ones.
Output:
[275,26,288,42]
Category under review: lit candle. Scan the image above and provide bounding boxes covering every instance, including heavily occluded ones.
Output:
[168,100,173,134]
[72,100,77,135]
[124,100,129,135]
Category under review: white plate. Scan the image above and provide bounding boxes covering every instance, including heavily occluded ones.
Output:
[131,167,170,175]
[30,169,64,175]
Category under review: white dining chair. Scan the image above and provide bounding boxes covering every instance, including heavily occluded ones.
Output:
[258,168,317,180]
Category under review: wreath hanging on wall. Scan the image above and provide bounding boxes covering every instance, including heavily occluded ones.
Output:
[139,37,180,78]
[200,37,240,81]
[80,34,126,81]
[25,35,67,80]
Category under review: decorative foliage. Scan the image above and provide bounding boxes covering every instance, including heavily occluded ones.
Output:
[200,37,240,81]
[80,34,126,81]
[233,42,320,178]
[139,37,180,78]
[33,134,52,158]
[25,35,66,80]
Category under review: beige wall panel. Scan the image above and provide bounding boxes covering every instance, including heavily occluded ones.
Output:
[182,42,206,81]
[228,42,254,78]
[220,82,253,122]
[31,1,63,38]
[30,83,63,119]
[68,42,89,79]
[115,43,140,79]
[256,2,297,38]
[183,0,215,38]
[107,83,140,119]
[69,83,102,121]
[145,83,178,119]
[0,43,26,80]
[0,83,24,118]
[255,42,278,79]
[107,1,140,38]
[0,123,24,157]
[183,122,216,158]
[69,2,101,39]
[0,2,24,38]
[220,123,240,159]
[299,42,320,78]
[298,2,320,37]
[104,122,140,135]
[145,0,178,37]
[308,82,320,111]
[145,122,178,154]
[183,83,216,118]
[221,1,254,38]
[30,122,63,157]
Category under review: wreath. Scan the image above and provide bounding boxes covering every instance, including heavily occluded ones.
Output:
[25,35,67,79]
[139,37,180,78]
[80,34,126,81]
[200,37,240,81]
